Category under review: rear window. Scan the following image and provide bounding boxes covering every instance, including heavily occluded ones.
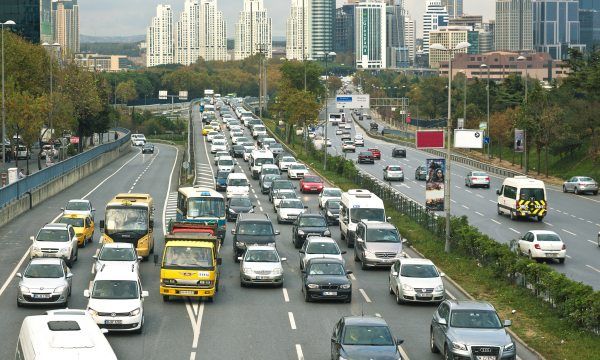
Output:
[304,176,321,183]
[536,233,561,242]
[48,321,80,331]
[520,188,545,201]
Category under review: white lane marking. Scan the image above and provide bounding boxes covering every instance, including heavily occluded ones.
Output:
[359,289,372,303]
[375,313,381,317]
[509,228,520,234]
[465,189,472,194]
[446,290,456,300]
[596,223,600,227]
[450,199,457,204]
[476,194,484,198]
[488,199,496,203]
[578,217,585,221]
[259,206,263,212]
[587,240,597,245]
[586,264,600,273]
[571,215,576,218]
[491,219,501,225]
[545,222,554,227]
[398,346,410,360]
[257,200,261,206]
[461,205,470,210]
[349,273,356,281]
[555,209,562,213]
[288,312,297,330]
[184,300,205,349]
[190,352,196,360]
[564,212,569,215]
[283,288,290,302]
[475,211,484,217]
[587,220,593,224]
[162,146,180,234]
[562,229,577,236]
[565,255,572,259]
[295,344,304,360]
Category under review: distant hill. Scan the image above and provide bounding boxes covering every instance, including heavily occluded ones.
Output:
[81,34,145,44]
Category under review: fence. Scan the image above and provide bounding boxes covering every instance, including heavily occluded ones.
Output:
[0,128,131,209]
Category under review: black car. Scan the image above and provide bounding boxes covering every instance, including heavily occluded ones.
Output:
[301,258,352,302]
[231,213,280,262]
[357,151,375,164]
[322,199,341,225]
[292,213,331,248]
[142,144,154,154]
[230,144,245,158]
[415,165,427,181]
[261,174,281,194]
[215,170,229,191]
[330,316,404,360]
[370,122,379,131]
[227,196,255,221]
[269,180,296,202]
[392,147,406,158]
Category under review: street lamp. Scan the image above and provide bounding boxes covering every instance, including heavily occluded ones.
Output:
[430,41,470,253]
[1,20,15,165]
[42,42,60,145]
[458,70,467,123]
[480,63,491,158]
[517,55,528,103]
[320,51,336,171]
[517,55,528,174]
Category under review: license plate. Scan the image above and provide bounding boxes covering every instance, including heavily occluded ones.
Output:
[311,187,317,190]
[180,290,195,295]
[256,276,269,280]
[33,294,51,299]
[476,357,496,360]
[545,253,557,257]
[323,291,337,296]
[42,253,55,257]
[105,320,122,325]
[417,294,432,298]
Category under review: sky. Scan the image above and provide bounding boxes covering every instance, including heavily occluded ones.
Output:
[78,0,495,38]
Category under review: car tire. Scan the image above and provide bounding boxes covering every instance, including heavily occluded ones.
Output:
[303,289,311,302]
[430,330,440,353]
[574,187,579,195]
[395,288,403,304]
[361,259,368,270]
[389,281,394,295]
[162,295,169,302]
[345,296,352,303]
[562,185,567,193]
[537,216,543,222]
[17,300,23,308]
[594,191,598,195]
[510,210,516,220]
[354,250,359,262]
[528,251,534,261]
[497,205,502,215]
[443,345,452,360]
[558,258,565,264]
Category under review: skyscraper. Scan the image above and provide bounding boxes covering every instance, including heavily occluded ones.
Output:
[404,14,416,65]
[441,0,463,18]
[286,0,310,60]
[146,4,173,67]
[495,0,533,51]
[429,26,470,68]
[310,0,335,59]
[580,9,600,51]
[532,0,584,59]
[0,0,53,44]
[334,4,356,55]
[235,0,272,60]
[355,0,386,69]
[175,0,200,65]
[52,0,79,55]
[423,0,449,54]
[386,3,408,68]
[580,0,600,9]
[199,0,227,61]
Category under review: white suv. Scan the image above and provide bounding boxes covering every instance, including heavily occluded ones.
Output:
[30,223,78,266]
[84,265,148,333]
[131,134,146,146]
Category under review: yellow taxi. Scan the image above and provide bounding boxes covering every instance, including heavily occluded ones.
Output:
[57,213,95,247]
[202,125,213,136]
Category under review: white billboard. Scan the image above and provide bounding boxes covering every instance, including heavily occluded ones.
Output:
[159,90,168,100]
[179,91,188,100]
[454,129,484,149]
[336,94,370,109]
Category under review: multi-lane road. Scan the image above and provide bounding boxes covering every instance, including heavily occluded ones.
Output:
[322,101,600,289]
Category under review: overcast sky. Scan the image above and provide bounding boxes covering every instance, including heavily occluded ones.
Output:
[79,0,494,38]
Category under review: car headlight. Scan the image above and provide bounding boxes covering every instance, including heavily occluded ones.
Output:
[19,285,30,294]
[272,268,282,275]
[452,342,468,351]
[364,249,377,257]
[307,283,319,289]
[434,284,444,292]
[327,211,333,216]
[402,283,414,292]
[53,286,66,294]
[298,230,305,235]
[228,208,236,214]
[339,284,351,289]
[504,342,515,352]
[60,247,70,254]
[31,246,40,253]
[243,267,253,274]
[323,229,331,236]
[87,308,98,317]
[235,241,245,248]
[129,308,141,316]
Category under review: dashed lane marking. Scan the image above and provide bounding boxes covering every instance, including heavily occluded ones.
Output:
[288,312,297,330]
[462,205,470,210]
[475,211,484,216]
[586,264,600,273]
[491,219,501,225]
[283,288,289,302]
[359,289,372,303]
[562,229,577,236]
[295,344,304,360]
[509,228,520,234]
[587,240,597,245]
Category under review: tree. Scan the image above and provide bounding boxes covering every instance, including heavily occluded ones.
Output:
[271,82,320,144]
[116,80,138,104]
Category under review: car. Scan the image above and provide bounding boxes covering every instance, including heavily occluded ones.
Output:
[354,134,364,147]
[62,199,95,221]
[389,258,445,304]
[242,147,254,162]
[230,144,245,158]
[232,135,249,145]
[213,150,230,165]
[56,213,94,247]
[369,122,379,131]
[384,165,405,181]
[335,129,343,135]
[231,213,280,262]
[322,199,341,225]
[260,138,277,150]
[415,165,428,180]
[342,141,356,152]
[217,155,235,173]
[230,130,244,141]
[277,155,297,171]
[272,189,298,209]
[288,163,308,179]
[392,147,406,157]
[215,170,229,191]
[292,213,331,248]
[131,134,146,146]
[259,164,280,186]
[238,245,286,287]
[41,144,58,159]
[562,176,598,195]
[367,148,381,160]
[227,196,255,221]
[269,179,296,202]
[84,265,148,333]
[517,230,566,263]
[276,198,306,224]
[357,151,375,164]
[430,300,516,360]
[331,316,404,360]
[465,171,491,188]
[207,131,219,142]
[16,258,72,307]
[269,143,284,156]
[299,174,324,193]
[299,236,345,269]
[344,122,351,129]
[301,258,352,302]
[201,125,213,136]
[30,223,78,266]
[141,143,154,154]
[226,172,249,199]
[93,242,140,274]
[260,174,281,194]
[326,138,332,147]
[354,221,404,269]
[15,145,30,160]
[318,187,342,208]
[210,139,228,153]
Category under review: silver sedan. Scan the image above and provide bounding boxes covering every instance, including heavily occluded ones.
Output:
[17,258,72,307]
[562,176,598,195]
[465,171,490,188]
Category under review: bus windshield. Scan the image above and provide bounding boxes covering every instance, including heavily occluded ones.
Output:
[187,197,225,219]
[105,207,148,234]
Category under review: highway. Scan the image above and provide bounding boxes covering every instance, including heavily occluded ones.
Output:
[321,101,600,289]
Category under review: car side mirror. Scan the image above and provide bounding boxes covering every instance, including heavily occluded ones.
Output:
[142,290,149,298]
[346,270,353,275]
[402,238,408,244]
[83,289,90,298]
[99,220,105,229]
[438,318,447,326]
[237,256,243,261]
[304,206,308,209]
[356,237,364,243]
[440,272,446,277]
[496,189,501,195]
[299,250,305,254]
[66,273,73,279]
[16,273,22,278]
[391,271,398,277]
[301,270,306,274]
[503,320,512,327]
[275,230,281,235]
[396,338,404,345]
[341,250,347,254]
[60,207,65,212]
[30,236,35,242]
[386,216,392,222]
[281,257,287,262]
[231,229,236,235]
[91,208,95,212]
[217,258,223,265]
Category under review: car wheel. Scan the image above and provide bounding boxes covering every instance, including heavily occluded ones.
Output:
[303,289,311,302]
[389,281,394,295]
[345,295,352,303]
[562,185,567,193]
[574,187,579,195]
[558,257,565,264]
[361,259,368,270]
[510,210,516,220]
[430,330,439,353]
[537,215,543,222]
[354,250,359,261]
[162,295,170,302]
[73,247,78,262]
[395,288,403,304]
[497,205,502,215]
[528,251,534,261]
[443,344,452,360]
[594,191,598,195]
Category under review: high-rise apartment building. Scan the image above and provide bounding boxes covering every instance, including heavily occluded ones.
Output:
[146,4,173,67]
[286,0,310,60]
[441,0,463,18]
[175,0,200,65]
[580,9,600,51]
[235,0,272,60]
[355,0,386,69]
[52,0,79,55]
[404,14,416,65]
[580,0,600,9]
[310,0,335,60]
[495,0,533,51]
[0,0,53,44]
[386,3,408,68]
[334,4,356,55]
[423,0,449,54]
[199,0,227,61]
[428,26,470,68]
[532,0,584,59]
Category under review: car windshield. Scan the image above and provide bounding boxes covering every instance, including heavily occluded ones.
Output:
[306,242,339,255]
[519,188,545,201]
[290,164,306,170]
[281,200,303,209]
[228,178,248,187]
[536,233,561,242]
[262,168,279,175]
[307,262,345,275]
[273,181,295,190]
[24,264,64,278]
[217,171,229,179]
[99,247,137,261]
[304,176,321,183]
[270,144,283,149]
[342,325,395,346]
[578,177,594,182]
[230,197,252,207]
[163,246,213,269]
[187,198,225,218]
[36,229,69,242]
[323,189,342,197]
[360,152,372,156]
[244,249,279,262]
[400,264,439,278]
[472,172,487,176]
[450,310,503,329]
[92,280,139,300]
[282,157,296,162]
[58,217,84,228]
[264,175,280,183]
[65,201,89,211]
[350,208,385,223]
[105,207,149,233]
[388,166,402,171]
[237,222,273,236]
[326,200,341,209]
[233,145,244,151]
[277,192,297,199]
[256,158,274,166]
[218,159,234,166]
[367,228,400,243]
[299,217,327,227]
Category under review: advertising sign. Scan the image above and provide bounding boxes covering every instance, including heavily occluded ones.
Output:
[416,130,445,149]
[426,159,446,211]
[514,129,525,152]
[159,90,168,100]
[70,136,80,144]
[179,91,188,100]
[335,94,370,109]
[454,129,484,149]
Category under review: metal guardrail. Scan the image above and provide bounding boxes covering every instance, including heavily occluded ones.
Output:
[0,128,131,209]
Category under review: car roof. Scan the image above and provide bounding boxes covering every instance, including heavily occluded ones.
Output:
[67,199,89,204]
[306,236,336,244]
[94,265,139,281]
[343,315,388,327]
[59,212,88,219]
[42,223,69,230]
[101,242,135,249]
[28,257,64,265]
[360,221,397,230]
[246,244,277,252]
[399,258,435,266]
[299,213,325,219]
[528,230,559,236]
[306,257,344,265]
[446,300,496,311]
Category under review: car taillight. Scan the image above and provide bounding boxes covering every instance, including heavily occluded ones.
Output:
[485,177,490,181]
[471,177,477,181]
[534,243,541,250]
[562,244,566,250]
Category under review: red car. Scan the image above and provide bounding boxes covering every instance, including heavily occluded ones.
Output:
[299,175,324,193]
[367,148,381,160]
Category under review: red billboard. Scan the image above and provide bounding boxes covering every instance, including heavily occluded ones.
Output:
[70,136,80,144]
[416,130,445,149]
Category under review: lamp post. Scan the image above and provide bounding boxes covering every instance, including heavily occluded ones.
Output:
[321,51,336,171]
[1,20,16,165]
[480,63,491,158]
[517,55,528,174]
[459,70,467,123]
[42,42,60,144]
[430,41,471,253]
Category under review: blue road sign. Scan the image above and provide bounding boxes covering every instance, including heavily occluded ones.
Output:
[483,137,490,144]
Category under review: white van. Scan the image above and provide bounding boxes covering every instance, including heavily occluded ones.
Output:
[339,189,387,248]
[16,309,118,360]
[226,172,250,199]
[249,149,274,180]
[131,134,146,146]
[496,176,547,221]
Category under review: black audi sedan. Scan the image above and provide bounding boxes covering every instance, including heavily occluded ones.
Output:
[301,258,352,303]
